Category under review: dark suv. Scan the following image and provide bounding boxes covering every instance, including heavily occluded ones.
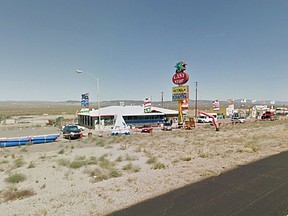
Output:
[62,125,81,139]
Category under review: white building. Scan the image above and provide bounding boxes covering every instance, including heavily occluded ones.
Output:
[77,105,178,129]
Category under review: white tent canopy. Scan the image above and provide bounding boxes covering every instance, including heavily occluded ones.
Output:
[111,114,130,135]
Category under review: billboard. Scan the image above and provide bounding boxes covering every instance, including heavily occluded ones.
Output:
[172,86,189,101]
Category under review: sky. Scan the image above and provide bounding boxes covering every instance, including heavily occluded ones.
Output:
[1,0,287,103]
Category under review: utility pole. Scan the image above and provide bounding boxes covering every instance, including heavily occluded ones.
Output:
[161,91,164,108]
[195,81,198,118]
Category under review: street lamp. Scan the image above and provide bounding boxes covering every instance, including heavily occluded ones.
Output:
[76,70,101,130]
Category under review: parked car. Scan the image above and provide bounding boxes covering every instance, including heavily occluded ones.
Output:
[231,117,246,123]
[162,122,172,131]
[261,111,277,120]
[62,124,82,139]
[197,115,213,123]
[62,124,85,131]
[141,125,153,133]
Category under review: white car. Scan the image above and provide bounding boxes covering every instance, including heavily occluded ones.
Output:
[231,117,246,123]
[197,116,213,123]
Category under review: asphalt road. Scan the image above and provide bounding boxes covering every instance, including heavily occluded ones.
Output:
[110,151,288,216]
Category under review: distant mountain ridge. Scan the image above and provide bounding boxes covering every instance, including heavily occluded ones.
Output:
[0,99,287,109]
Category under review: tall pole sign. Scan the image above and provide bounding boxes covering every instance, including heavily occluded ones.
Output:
[172,61,189,125]
[80,93,90,113]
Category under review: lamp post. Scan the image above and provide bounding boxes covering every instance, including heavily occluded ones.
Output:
[76,70,101,130]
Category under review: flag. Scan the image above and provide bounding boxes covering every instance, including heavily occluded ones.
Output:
[241,99,246,103]
[213,100,220,111]
[144,97,151,113]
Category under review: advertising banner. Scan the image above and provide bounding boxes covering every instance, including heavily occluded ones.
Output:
[181,99,189,114]
[144,97,151,113]
[213,99,220,111]
[81,93,89,107]
[172,86,189,101]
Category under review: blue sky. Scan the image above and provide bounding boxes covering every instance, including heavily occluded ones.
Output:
[1,0,287,102]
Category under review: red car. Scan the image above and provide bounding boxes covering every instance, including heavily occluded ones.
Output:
[141,125,153,133]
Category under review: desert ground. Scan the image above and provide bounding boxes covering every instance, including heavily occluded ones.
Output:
[1,119,288,216]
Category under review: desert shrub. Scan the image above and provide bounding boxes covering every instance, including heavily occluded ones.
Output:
[132,165,141,172]
[135,145,142,153]
[58,149,65,154]
[1,188,35,202]
[13,157,25,168]
[199,152,209,158]
[125,154,137,161]
[119,143,127,150]
[122,163,133,171]
[39,155,46,160]
[180,156,192,161]
[99,158,114,170]
[57,158,70,166]
[115,156,123,162]
[27,161,36,169]
[96,139,105,147]
[153,162,166,170]
[99,155,115,169]
[251,146,259,152]
[5,173,26,184]
[0,160,9,164]
[123,163,141,172]
[86,168,108,182]
[109,169,122,178]
[86,156,98,165]
[146,156,157,164]
[107,136,118,144]
[198,149,209,158]
[69,160,86,169]
[86,167,101,177]
[75,156,86,161]
[244,142,259,152]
